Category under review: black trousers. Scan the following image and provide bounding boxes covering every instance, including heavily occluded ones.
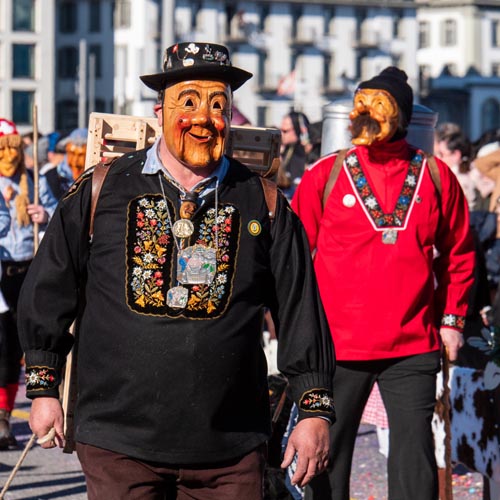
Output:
[0,260,30,387]
[305,351,441,500]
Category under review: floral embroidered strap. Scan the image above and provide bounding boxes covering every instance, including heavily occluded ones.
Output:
[345,150,424,229]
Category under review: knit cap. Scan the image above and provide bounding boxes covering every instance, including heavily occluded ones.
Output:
[357,67,413,128]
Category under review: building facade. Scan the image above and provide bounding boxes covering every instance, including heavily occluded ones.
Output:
[1,0,499,139]
[0,0,56,134]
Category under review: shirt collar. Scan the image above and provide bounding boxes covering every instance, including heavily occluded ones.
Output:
[142,137,228,196]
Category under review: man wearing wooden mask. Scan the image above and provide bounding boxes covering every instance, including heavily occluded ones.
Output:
[19,42,335,499]
[292,67,475,500]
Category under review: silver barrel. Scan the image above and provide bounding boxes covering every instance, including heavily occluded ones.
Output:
[321,100,438,156]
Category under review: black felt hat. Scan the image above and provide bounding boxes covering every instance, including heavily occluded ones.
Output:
[140,42,253,92]
[357,67,413,127]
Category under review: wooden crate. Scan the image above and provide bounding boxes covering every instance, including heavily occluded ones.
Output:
[85,112,281,178]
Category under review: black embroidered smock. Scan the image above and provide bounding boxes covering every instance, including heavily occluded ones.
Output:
[18,145,335,465]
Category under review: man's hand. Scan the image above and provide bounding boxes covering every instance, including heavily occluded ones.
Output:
[27,204,48,224]
[30,397,65,449]
[281,417,330,487]
[440,327,464,362]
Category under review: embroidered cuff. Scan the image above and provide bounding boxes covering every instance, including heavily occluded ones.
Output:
[441,313,465,332]
[25,366,58,393]
[299,388,334,414]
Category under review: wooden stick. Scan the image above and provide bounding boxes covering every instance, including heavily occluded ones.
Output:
[0,433,36,499]
[32,104,40,251]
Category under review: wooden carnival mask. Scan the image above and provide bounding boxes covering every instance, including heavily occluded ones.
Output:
[66,142,87,180]
[349,88,399,146]
[160,79,232,169]
[0,135,22,178]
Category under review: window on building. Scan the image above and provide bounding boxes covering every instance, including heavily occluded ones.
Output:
[89,0,101,32]
[115,0,131,28]
[393,11,402,38]
[442,19,457,46]
[58,46,78,79]
[12,44,35,78]
[56,99,78,130]
[89,45,102,78]
[12,90,34,125]
[492,63,500,76]
[59,1,77,33]
[323,55,332,89]
[482,98,500,131]
[419,64,431,95]
[13,0,35,31]
[418,21,430,48]
[290,4,301,40]
[492,20,500,47]
[95,98,106,112]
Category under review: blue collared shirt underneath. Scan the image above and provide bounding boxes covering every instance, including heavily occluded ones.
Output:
[0,172,58,261]
[142,137,228,201]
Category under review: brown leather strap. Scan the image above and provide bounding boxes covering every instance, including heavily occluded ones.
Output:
[260,177,278,222]
[322,149,348,209]
[89,160,113,239]
[426,154,442,197]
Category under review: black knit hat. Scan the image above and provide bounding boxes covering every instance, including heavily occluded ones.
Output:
[140,42,253,92]
[357,67,413,128]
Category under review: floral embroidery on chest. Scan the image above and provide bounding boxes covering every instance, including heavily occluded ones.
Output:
[128,196,173,310]
[344,150,424,229]
[125,195,239,318]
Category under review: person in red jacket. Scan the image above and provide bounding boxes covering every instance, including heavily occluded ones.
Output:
[292,67,475,500]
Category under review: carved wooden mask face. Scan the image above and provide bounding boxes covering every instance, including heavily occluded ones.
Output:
[161,80,231,168]
[66,143,87,179]
[349,88,399,146]
[0,145,21,177]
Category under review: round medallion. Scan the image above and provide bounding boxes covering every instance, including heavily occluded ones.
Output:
[248,220,262,236]
[172,219,194,238]
[343,194,356,207]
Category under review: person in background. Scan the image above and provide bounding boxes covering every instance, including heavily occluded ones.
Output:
[434,129,476,211]
[57,128,88,183]
[0,118,57,449]
[39,132,73,200]
[278,110,312,199]
[23,135,49,175]
[292,67,475,500]
[18,42,335,499]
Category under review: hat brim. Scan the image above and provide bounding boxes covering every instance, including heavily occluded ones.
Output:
[140,66,253,92]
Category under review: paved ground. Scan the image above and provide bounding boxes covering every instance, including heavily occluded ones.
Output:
[0,382,486,499]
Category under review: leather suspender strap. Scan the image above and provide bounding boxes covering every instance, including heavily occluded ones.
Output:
[89,160,113,239]
[260,176,278,222]
[322,149,348,209]
[426,154,442,197]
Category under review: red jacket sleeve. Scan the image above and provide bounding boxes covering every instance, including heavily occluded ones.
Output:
[433,156,475,332]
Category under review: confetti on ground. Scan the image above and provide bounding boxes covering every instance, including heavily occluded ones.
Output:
[350,424,484,500]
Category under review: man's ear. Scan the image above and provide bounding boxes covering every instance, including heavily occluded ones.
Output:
[156,105,163,126]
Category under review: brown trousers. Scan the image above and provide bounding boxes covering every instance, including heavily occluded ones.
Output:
[76,442,266,500]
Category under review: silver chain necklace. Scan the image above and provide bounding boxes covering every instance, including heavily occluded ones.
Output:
[157,172,219,309]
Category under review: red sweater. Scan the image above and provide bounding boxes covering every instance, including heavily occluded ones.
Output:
[292,140,475,361]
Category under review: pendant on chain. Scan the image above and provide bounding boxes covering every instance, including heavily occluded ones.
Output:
[382,229,398,244]
[166,285,189,309]
[172,219,195,238]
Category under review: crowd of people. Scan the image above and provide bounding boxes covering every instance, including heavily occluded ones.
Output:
[0,39,497,500]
